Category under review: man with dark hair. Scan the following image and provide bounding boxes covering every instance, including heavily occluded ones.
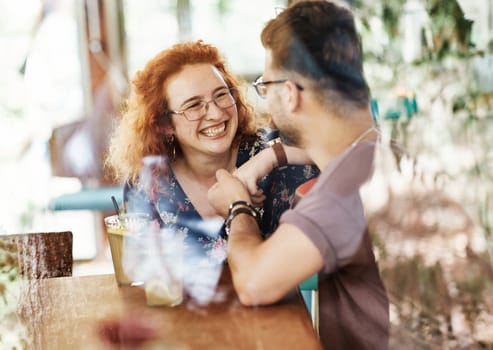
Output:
[208,1,389,349]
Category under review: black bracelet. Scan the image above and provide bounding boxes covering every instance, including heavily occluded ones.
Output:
[228,200,255,213]
[225,202,260,236]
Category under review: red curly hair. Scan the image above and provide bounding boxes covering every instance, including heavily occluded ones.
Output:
[106,41,258,183]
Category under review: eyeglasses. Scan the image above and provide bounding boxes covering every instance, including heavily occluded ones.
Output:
[252,75,304,99]
[170,87,237,121]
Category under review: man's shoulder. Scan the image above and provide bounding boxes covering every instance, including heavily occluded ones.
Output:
[318,141,376,194]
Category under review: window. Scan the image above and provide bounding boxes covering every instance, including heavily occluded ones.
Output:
[123,0,286,78]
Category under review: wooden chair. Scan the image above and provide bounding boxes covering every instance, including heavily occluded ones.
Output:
[0,231,73,278]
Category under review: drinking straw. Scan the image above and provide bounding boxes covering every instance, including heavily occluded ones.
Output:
[111,196,121,217]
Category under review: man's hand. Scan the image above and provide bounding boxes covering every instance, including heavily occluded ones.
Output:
[208,169,252,218]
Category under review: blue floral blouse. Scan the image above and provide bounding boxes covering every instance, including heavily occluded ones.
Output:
[124,128,319,267]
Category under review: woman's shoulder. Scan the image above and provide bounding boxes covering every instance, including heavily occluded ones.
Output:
[239,127,281,152]
[236,127,277,166]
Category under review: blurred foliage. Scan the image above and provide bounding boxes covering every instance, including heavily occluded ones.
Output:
[381,0,404,38]
[0,239,28,349]
[356,0,482,62]
[357,0,493,347]
[0,239,20,304]
[426,0,474,58]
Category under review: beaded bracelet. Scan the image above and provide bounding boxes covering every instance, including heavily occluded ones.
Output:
[225,200,261,235]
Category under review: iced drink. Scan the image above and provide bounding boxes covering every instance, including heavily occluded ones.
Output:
[104,213,150,285]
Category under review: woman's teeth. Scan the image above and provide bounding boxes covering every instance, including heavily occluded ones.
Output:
[202,124,225,137]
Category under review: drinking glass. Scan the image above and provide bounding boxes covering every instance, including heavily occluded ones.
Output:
[104,213,151,285]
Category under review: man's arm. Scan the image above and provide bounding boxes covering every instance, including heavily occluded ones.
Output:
[208,169,324,306]
[233,144,313,198]
[228,218,324,305]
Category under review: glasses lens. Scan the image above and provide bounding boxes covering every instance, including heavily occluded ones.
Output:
[214,89,236,108]
[183,102,206,121]
[258,85,268,97]
[181,89,236,121]
[253,76,267,98]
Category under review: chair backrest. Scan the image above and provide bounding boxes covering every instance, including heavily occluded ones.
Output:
[294,177,320,294]
[0,231,73,278]
[299,273,318,291]
[292,177,318,209]
[294,178,320,334]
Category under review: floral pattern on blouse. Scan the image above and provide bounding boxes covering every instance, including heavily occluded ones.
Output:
[124,128,319,266]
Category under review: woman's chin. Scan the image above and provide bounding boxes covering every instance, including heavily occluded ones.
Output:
[203,139,236,156]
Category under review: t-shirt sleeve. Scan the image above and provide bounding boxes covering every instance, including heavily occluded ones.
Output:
[280,191,366,274]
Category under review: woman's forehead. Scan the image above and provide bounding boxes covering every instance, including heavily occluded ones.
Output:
[166,64,227,99]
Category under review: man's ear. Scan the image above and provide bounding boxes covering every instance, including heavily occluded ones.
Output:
[285,80,302,112]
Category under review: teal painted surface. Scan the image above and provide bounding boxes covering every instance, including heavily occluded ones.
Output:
[48,186,123,211]
[301,289,312,312]
[299,273,318,291]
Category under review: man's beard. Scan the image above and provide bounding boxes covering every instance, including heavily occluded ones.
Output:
[279,127,301,147]
[269,94,303,147]
[272,114,302,147]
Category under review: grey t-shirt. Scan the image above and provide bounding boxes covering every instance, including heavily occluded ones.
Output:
[281,141,389,350]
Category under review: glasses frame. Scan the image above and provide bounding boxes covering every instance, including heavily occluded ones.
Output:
[169,87,237,121]
[252,76,303,99]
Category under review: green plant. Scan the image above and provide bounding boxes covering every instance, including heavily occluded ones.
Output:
[0,240,31,349]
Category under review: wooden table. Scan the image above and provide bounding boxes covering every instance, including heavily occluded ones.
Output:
[16,266,321,349]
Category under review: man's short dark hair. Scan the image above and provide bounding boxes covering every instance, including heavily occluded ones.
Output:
[261,0,369,107]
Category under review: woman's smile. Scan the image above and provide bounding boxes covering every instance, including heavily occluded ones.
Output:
[200,121,227,138]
